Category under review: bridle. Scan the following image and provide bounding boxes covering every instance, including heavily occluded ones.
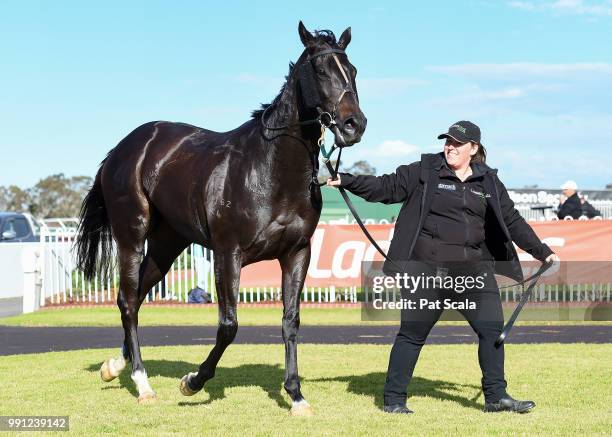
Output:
[304,48,357,131]
[260,47,356,158]
[306,48,357,164]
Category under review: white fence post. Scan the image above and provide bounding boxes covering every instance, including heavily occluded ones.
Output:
[21,245,41,314]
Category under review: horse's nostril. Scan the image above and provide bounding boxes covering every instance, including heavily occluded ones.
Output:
[344,118,357,131]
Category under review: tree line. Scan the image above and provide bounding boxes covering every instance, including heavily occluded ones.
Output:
[0,174,92,218]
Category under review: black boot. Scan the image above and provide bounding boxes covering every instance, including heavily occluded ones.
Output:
[383,404,414,414]
[484,395,535,413]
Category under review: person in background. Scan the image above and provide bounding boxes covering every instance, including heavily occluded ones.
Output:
[557,180,582,219]
[580,196,601,219]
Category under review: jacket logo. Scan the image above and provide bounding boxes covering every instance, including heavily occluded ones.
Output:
[470,188,491,199]
[438,183,456,191]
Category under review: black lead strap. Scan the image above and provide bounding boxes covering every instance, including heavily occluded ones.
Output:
[496,260,554,345]
[323,155,406,273]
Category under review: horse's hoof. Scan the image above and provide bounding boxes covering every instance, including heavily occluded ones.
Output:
[100,359,116,382]
[137,391,157,404]
[290,403,314,417]
[179,373,199,396]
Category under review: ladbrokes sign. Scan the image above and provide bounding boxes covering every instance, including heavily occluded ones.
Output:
[240,221,612,286]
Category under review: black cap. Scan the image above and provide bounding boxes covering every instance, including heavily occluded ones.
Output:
[438,121,481,144]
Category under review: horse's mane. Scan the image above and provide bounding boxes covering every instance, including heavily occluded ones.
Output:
[251,30,338,120]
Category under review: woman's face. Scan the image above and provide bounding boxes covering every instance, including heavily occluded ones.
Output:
[444,137,478,169]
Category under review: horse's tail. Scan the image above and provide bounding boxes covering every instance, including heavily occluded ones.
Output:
[76,164,113,281]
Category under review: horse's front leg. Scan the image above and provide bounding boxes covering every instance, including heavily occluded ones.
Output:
[280,244,312,416]
[179,249,240,396]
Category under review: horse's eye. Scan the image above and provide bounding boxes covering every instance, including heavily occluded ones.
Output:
[317,67,326,76]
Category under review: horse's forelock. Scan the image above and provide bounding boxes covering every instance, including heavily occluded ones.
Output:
[311,29,337,47]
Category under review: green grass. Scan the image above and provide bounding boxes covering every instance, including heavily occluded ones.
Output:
[0,306,372,327]
[0,344,610,436]
[2,305,611,328]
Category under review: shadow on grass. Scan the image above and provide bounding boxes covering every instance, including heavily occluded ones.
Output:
[309,373,483,411]
[85,362,482,411]
[86,360,290,409]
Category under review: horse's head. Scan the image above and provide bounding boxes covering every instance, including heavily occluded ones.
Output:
[297,21,367,147]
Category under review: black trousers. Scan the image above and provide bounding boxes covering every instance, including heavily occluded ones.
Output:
[383,283,508,405]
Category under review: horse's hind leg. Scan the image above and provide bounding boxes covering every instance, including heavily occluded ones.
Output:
[100,255,149,387]
[280,245,313,416]
[180,250,240,396]
[114,243,158,404]
[101,221,188,404]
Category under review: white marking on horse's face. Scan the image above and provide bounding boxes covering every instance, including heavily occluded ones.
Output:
[131,370,154,395]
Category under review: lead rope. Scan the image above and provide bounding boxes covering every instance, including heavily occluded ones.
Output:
[316,121,405,272]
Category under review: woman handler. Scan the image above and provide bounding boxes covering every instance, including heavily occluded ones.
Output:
[327,121,559,414]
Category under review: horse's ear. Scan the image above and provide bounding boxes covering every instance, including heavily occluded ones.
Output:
[338,26,352,49]
[298,21,314,47]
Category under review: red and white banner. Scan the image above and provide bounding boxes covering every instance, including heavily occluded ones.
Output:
[240,221,612,286]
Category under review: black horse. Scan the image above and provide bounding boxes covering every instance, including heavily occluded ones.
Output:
[75,22,366,415]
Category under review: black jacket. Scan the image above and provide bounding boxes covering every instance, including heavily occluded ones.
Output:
[557,193,582,219]
[581,200,601,218]
[339,153,553,282]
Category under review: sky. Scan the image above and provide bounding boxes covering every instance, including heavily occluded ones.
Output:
[1,0,611,190]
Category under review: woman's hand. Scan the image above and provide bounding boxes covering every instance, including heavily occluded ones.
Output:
[545,253,560,264]
[326,175,342,187]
